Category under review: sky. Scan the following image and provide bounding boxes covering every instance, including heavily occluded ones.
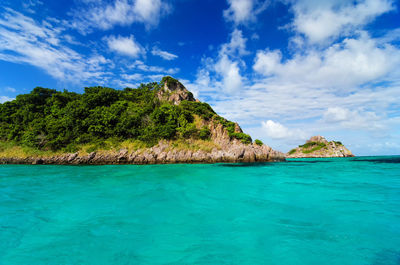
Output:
[0,0,400,155]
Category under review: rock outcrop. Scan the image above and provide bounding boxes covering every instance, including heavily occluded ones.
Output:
[286,136,354,158]
[157,76,196,105]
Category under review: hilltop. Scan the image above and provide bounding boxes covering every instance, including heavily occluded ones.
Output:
[286,136,354,158]
[0,76,284,164]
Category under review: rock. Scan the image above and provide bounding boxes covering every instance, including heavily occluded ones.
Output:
[157,77,195,105]
[67,152,78,163]
[307,135,328,144]
[32,158,44,165]
[286,136,354,158]
[118,149,128,162]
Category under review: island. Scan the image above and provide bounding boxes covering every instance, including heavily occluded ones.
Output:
[0,77,285,164]
[286,136,354,158]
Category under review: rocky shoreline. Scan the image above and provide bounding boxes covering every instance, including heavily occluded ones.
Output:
[0,140,285,165]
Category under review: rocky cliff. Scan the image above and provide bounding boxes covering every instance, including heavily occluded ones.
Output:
[286,136,354,158]
[0,77,285,165]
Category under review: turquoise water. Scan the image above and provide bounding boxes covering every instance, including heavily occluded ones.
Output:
[1,157,399,265]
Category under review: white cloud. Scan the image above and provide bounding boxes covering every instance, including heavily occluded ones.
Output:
[323,107,350,123]
[121,73,143,81]
[130,60,179,74]
[22,0,43,14]
[133,0,167,23]
[291,0,394,43]
[215,55,243,93]
[71,0,170,34]
[224,0,268,25]
[323,107,386,132]
[5,87,16,92]
[262,120,308,140]
[106,35,144,58]
[253,49,281,76]
[191,29,248,95]
[215,30,248,92]
[0,8,111,82]
[0,96,14,103]
[220,29,249,57]
[253,33,399,89]
[151,47,178,60]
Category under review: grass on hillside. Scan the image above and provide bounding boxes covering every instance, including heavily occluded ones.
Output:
[0,138,221,159]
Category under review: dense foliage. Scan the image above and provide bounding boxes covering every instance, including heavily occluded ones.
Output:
[0,81,217,151]
[255,139,263,146]
[0,79,252,152]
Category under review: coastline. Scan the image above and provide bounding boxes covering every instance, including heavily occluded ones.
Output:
[0,141,286,165]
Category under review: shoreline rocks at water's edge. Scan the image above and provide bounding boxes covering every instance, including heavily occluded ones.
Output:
[0,140,285,165]
[0,118,285,165]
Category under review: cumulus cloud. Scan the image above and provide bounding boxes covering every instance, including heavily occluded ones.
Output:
[106,35,144,58]
[253,33,400,89]
[220,29,249,57]
[151,47,178,60]
[191,29,248,94]
[215,55,243,93]
[262,120,308,140]
[224,0,269,25]
[323,107,350,123]
[253,49,281,76]
[290,0,394,43]
[323,107,386,132]
[0,96,15,103]
[71,0,170,34]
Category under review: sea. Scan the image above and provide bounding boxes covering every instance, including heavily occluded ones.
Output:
[0,156,399,265]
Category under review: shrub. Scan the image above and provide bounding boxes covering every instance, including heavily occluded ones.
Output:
[288,149,297,155]
[255,139,263,146]
[333,141,343,146]
[161,76,179,87]
[230,132,252,144]
[199,126,211,140]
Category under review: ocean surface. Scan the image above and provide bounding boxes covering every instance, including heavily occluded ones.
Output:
[0,156,399,265]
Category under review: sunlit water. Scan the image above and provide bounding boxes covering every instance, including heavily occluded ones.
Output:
[1,156,400,265]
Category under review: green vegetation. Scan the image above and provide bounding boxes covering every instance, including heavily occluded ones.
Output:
[299,142,327,154]
[288,148,297,155]
[213,116,252,144]
[0,77,252,154]
[255,139,263,146]
[333,141,343,146]
[161,76,179,87]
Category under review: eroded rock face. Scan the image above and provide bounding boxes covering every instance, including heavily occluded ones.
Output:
[286,136,354,158]
[156,78,195,105]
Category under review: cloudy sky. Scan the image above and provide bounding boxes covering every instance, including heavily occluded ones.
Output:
[0,0,399,155]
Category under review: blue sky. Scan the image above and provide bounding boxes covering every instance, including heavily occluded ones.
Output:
[0,0,400,155]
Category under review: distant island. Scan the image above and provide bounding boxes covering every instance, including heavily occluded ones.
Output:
[0,76,284,164]
[286,136,354,158]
